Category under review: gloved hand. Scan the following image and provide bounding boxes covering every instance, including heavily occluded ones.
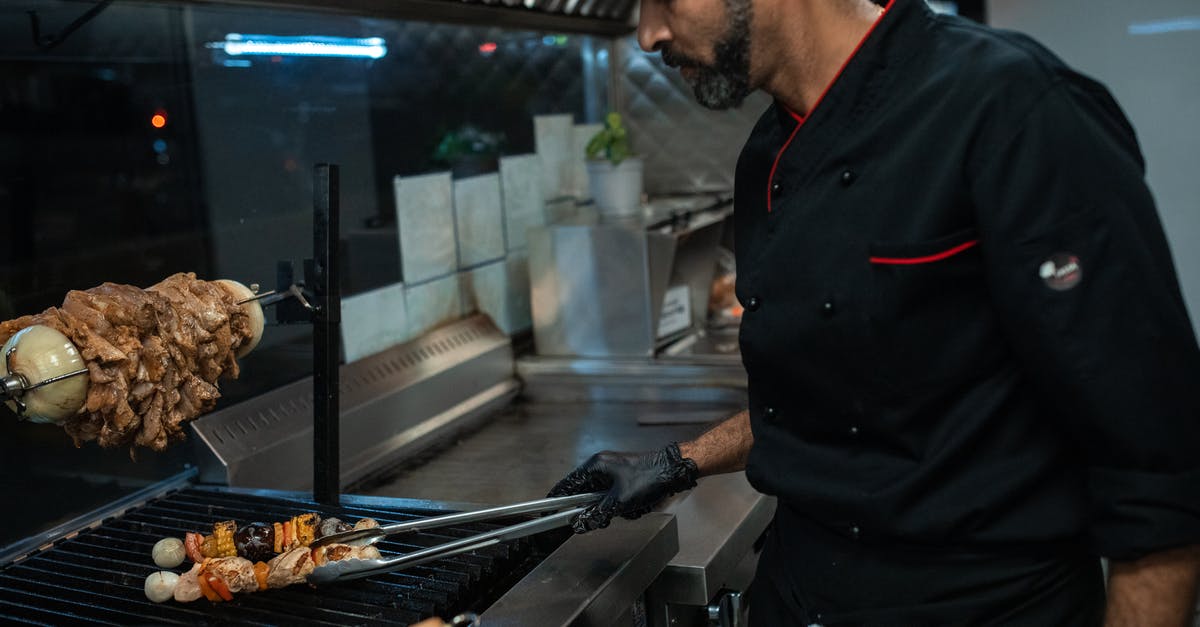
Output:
[548,443,700,533]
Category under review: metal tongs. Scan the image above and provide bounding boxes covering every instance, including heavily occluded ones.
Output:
[306,492,602,585]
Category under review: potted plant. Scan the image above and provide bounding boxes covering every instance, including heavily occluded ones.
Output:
[433,125,505,178]
[584,112,644,216]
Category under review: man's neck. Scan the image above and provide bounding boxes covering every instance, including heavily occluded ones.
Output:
[759,0,885,116]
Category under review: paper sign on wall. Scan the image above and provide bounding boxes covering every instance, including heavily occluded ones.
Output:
[657,285,692,339]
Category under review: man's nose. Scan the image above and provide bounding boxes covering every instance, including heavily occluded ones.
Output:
[637,1,671,53]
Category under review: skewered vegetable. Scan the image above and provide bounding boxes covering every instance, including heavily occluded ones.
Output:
[144,571,180,603]
[318,517,353,538]
[235,522,275,563]
[184,532,204,563]
[293,513,318,546]
[178,512,383,564]
[152,537,186,568]
[212,520,238,558]
[253,561,270,591]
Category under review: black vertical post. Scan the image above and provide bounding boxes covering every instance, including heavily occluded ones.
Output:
[313,164,340,505]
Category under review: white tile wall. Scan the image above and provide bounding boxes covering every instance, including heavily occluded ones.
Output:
[534,113,574,200]
[505,253,532,333]
[460,254,532,335]
[499,154,546,251]
[404,274,463,338]
[453,173,505,268]
[395,172,456,284]
[340,282,408,363]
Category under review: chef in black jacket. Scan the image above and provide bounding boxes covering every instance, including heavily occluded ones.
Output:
[549,0,1200,624]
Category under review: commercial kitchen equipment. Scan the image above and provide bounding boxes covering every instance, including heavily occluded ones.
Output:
[529,195,732,358]
[0,157,765,625]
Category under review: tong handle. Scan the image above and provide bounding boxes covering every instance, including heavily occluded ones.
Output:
[308,507,584,584]
[310,492,602,548]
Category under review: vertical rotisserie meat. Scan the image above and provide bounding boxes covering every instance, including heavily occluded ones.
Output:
[0,272,258,453]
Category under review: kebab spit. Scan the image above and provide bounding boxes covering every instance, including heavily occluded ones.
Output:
[0,272,267,453]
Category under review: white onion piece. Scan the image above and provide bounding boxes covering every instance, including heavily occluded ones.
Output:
[215,280,265,358]
[144,571,180,603]
[152,537,186,568]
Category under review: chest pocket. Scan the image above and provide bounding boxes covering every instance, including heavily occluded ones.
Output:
[868,227,1000,390]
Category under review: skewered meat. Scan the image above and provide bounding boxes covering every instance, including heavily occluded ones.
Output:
[0,273,262,453]
[167,543,381,604]
[312,543,382,565]
[266,546,316,588]
[174,563,203,603]
[163,513,387,603]
[207,556,259,594]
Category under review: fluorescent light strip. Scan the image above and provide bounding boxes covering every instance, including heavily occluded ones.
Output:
[214,35,387,59]
[1128,16,1200,35]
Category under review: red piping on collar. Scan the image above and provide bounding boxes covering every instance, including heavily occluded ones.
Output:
[766,0,895,213]
[869,239,980,265]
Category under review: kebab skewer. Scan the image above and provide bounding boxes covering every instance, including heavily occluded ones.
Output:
[144,512,383,603]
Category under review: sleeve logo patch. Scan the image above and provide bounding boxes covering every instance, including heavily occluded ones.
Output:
[1039,253,1083,291]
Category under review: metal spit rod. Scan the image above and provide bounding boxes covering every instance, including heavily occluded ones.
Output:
[231,164,341,506]
[231,165,341,505]
[235,284,315,310]
[312,163,341,507]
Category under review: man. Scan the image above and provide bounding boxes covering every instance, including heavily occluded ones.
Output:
[548,0,1200,624]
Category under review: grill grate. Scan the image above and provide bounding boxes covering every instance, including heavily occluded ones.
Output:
[0,487,550,626]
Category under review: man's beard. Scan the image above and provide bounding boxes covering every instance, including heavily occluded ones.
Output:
[660,0,753,110]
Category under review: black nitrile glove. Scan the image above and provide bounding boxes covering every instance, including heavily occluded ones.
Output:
[548,443,700,533]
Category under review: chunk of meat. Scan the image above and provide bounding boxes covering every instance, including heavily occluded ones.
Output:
[266,547,316,589]
[313,543,382,566]
[207,556,259,594]
[174,563,203,603]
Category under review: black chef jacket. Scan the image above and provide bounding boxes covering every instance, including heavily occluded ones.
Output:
[735,0,1200,616]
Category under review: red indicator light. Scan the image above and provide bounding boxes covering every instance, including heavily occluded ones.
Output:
[151,113,167,128]
[478,42,497,54]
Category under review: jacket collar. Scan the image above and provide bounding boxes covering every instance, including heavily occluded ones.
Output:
[771,0,935,128]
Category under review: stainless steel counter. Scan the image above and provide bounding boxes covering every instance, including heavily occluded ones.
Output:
[357,400,722,505]
[656,473,774,607]
[482,513,679,627]
[360,396,772,626]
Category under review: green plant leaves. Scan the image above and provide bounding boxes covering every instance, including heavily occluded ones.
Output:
[587,112,633,165]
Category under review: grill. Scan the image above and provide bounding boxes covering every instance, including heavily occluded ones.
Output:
[0,485,557,626]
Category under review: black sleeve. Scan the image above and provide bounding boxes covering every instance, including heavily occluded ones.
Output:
[969,76,1200,560]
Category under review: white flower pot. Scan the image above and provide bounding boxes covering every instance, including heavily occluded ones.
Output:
[586,157,644,217]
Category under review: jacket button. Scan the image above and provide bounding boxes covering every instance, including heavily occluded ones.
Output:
[849,425,859,436]
[850,525,861,539]
[764,406,777,421]
[821,300,836,318]
[771,181,782,194]
[840,169,856,186]
[746,296,761,312]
